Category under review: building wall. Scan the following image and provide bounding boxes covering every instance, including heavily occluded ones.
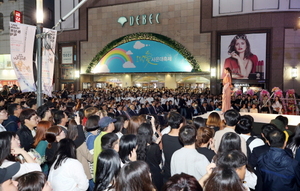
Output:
[80,0,211,76]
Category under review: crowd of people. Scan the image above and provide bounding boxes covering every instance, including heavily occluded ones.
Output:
[0,86,300,191]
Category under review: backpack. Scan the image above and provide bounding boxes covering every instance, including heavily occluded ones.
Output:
[246,136,256,158]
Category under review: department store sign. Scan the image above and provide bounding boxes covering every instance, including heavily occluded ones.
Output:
[118,13,160,27]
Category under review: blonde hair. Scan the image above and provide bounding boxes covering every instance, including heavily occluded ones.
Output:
[84,107,99,118]
[206,112,221,128]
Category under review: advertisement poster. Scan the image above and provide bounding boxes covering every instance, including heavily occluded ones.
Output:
[62,46,73,64]
[219,33,267,80]
[91,40,193,73]
[10,22,36,92]
[42,28,57,97]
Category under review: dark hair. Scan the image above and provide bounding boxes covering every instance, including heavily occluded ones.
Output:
[115,161,154,191]
[261,123,278,138]
[136,123,153,161]
[218,132,241,154]
[101,133,119,151]
[266,129,285,148]
[228,34,253,59]
[85,115,100,132]
[7,103,19,116]
[53,110,66,125]
[275,115,288,127]
[235,116,253,134]
[0,131,15,165]
[53,138,76,169]
[45,126,63,146]
[216,150,247,169]
[179,125,196,146]
[196,127,215,147]
[193,117,206,129]
[224,67,232,78]
[224,109,240,126]
[67,120,78,141]
[26,99,37,109]
[19,109,37,125]
[204,166,245,191]
[168,112,184,129]
[94,149,120,191]
[287,123,300,149]
[119,134,137,163]
[16,171,47,191]
[113,115,128,134]
[36,104,49,119]
[162,173,203,191]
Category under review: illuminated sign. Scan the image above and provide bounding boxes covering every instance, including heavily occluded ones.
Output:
[14,10,22,23]
[118,13,160,27]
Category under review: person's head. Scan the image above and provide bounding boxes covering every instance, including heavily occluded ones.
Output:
[115,161,154,191]
[275,115,288,127]
[196,127,215,147]
[206,112,221,127]
[136,123,153,161]
[193,117,206,129]
[16,171,52,191]
[94,149,120,191]
[84,106,99,118]
[0,106,8,122]
[45,126,66,146]
[218,132,241,154]
[162,173,203,191]
[101,133,119,152]
[7,103,22,117]
[33,121,52,148]
[224,67,232,77]
[127,116,142,134]
[216,150,247,180]
[119,134,137,163]
[37,104,51,120]
[266,129,286,148]
[26,99,38,110]
[0,162,20,191]
[67,119,79,141]
[235,115,253,134]
[224,109,240,127]
[19,108,38,128]
[261,123,278,140]
[85,115,100,132]
[113,115,128,134]
[98,116,116,132]
[167,111,184,129]
[0,132,20,164]
[179,125,197,146]
[204,166,245,191]
[53,138,76,169]
[53,111,68,126]
[228,34,252,59]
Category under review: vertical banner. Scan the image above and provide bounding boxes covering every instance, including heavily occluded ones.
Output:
[10,22,36,92]
[42,28,57,97]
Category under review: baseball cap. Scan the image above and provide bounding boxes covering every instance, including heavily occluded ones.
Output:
[0,162,20,183]
[98,117,116,128]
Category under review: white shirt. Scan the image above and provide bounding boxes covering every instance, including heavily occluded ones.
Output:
[240,134,265,152]
[48,158,89,191]
[0,124,6,132]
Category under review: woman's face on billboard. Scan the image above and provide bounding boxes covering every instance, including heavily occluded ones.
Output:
[235,39,246,53]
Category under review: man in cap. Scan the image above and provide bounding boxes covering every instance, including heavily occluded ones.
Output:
[93,117,116,177]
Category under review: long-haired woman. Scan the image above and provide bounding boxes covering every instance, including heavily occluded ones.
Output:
[33,121,52,174]
[94,149,120,191]
[0,131,41,179]
[48,138,89,191]
[136,123,163,191]
[118,134,137,166]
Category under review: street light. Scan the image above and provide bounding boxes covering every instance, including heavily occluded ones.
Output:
[36,0,43,107]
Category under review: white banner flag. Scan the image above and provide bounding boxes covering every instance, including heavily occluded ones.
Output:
[42,28,57,97]
[10,22,36,92]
